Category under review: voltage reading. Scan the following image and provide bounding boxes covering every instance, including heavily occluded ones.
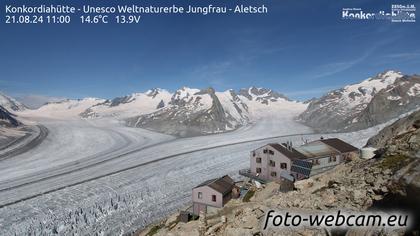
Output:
[115,15,141,24]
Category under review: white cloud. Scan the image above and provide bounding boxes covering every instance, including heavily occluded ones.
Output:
[310,36,400,79]
[311,50,372,79]
[384,51,420,60]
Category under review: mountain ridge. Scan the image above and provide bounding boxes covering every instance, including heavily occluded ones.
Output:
[298,70,420,132]
[9,70,419,136]
[124,86,300,136]
[0,93,26,112]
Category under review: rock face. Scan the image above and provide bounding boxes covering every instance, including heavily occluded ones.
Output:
[0,93,26,111]
[0,105,20,127]
[239,87,290,104]
[366,109,420,203]
[366,110,420,149]
[299,71,420,132]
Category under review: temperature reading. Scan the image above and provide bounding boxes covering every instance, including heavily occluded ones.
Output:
[80,15,109,24]
[116,15,141,24]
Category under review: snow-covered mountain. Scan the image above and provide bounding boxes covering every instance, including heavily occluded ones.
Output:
[299,70,420,132]
[0,93,26,112]
[125,86,306,137]
[80,88,172,118]
[24,86,304,135]
[25,98,106,119]
[20,70,419,136]
[125,87,242,136]
[239,87,290,103]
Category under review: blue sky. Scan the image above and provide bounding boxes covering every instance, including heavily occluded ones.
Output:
[1,0,420,105]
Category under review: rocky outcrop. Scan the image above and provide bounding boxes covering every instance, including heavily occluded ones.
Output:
[366,109,420,211]
[239,87,290,104]
[156,100,165,109]
[0,105,20,127]
[299,71,420,132]
[366,109,420,150]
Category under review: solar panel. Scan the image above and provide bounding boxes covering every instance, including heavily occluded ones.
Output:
[291,160,313,177]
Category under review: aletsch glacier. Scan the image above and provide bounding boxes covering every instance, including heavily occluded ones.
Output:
[0,70,419,235]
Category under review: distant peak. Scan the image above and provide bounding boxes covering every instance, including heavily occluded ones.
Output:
[249,86,271,95]
[81,97,102,101]
[196,87,216,95]
[375,70,403,80]
[175,87,200,94]
[237,86,291,101]
[180,86,191,90]
[146,88,162,97]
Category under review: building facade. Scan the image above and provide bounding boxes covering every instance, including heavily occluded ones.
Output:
[250,143,307,182]
[247,138,359,182]
[192,175,238,215]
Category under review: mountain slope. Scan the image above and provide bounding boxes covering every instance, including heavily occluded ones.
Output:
[366,109,420,149]
[24,98,106,119]
[80,88,172,118]
[0,93,26,112]
[299,71,420,132]
[0,105,20,127]
[355,75,420,130]
[126,87,243,137]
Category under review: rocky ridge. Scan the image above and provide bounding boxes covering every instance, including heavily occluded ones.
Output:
[0,105,20,127]
[299,71,420,132]
[0,93,26,112]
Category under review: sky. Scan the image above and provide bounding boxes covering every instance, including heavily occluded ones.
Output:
[1,0,420,106]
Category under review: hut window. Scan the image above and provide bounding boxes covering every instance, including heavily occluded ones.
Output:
[252,151,256,157]
[256,168,261,173]
[268,150,274,155]
[212,195,216,202]
[198,192,202,199]
[269,160,275,167]
[263,149,268,154]
[280,163,287,169]
[313,159,320,165]
[271,171,277,177]
[256,157,261,163]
